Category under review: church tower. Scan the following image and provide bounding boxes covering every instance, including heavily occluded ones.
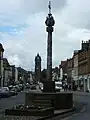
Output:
[35,53,41,83]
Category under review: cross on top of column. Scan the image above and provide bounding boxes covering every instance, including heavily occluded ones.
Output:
[48,1,51,14]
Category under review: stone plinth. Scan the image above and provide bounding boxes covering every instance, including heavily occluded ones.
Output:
[25,92,73,109]
[43,81,55,92]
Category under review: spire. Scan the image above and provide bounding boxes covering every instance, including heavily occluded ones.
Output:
[37,53,39,56]
[48,1,51,14]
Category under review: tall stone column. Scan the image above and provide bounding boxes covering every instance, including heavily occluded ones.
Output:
[45,1,55,81]
[43,1,55,92]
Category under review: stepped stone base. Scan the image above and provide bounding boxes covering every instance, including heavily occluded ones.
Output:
[25,92,73,109]
[5,107,54,116]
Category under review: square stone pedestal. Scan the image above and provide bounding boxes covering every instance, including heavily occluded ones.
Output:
[43,80,55,92]
[25,92,73,109]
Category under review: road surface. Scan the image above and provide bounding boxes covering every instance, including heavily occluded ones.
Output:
[64,92,90,120]
[0,92,25,112]
[47,92,90,120]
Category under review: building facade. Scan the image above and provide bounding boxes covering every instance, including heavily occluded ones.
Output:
[15,67,18,83]
[52,67,59,81]
[67,58,74,85]
[78,49,90,91]
[27,71,34,84]
[59,60,68,82]
[73,51,79,86]
[17,67,28,84]
[3,58,10,86]
[0,43,4,87]
[8,65,15,85]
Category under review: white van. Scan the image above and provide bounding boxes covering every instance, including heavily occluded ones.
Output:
[55,81,62,92]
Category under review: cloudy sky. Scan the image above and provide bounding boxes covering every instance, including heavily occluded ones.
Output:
[0,0,90,71]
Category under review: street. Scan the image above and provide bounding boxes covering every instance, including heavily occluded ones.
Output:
[0,92,25,112]
[0,91,90,120]
[0,85,41,113]
[47,92,90,120]
[65,92,90,120]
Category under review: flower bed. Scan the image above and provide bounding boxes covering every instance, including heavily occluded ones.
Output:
[5,104,54,116]
[12,104,44,110]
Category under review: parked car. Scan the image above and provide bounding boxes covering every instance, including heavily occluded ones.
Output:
[8,85,13,90]
[18,84,24,91]
[25,83,30,89]
[14,85,21,92]
[10,88,18,96]
[0,87,11,98]
[55,81,62,92]
[30,85,36,90]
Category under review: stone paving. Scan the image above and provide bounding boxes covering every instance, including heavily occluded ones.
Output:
[73,91,90,96]
[0,109,73,120]
[0,115,41,120]
[0,112,44,120]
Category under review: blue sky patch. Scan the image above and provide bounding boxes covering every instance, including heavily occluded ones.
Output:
[0,24,28,34]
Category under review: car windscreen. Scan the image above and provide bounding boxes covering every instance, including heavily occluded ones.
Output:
[56,84,62,87]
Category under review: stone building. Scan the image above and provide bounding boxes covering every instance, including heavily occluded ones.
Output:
[35,53,41,83]
[52,67,59,81]
[81,40,90,50]
[73,50,79,87]
[60,61,68,74]
[67,58,74,85]
[59,60,68,82]
[78,49,90,91]
[3,58,10,86]
[17,67,28,84]
[8,65,15,85]
[27,71,33,84]
[76,39,90,91]
[15,67,18,83]
[0,43,4,87]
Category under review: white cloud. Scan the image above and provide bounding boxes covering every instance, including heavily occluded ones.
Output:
[0,0,90,71]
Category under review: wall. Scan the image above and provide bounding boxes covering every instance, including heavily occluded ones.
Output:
[15,67,18,82]
[4,70,9,86]
[73,54,78,84]
[67,58,73,83]
[78,49,90,91]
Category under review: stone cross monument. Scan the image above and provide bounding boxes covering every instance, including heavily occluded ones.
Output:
[45,1,55,81]
[43,1,55,92]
